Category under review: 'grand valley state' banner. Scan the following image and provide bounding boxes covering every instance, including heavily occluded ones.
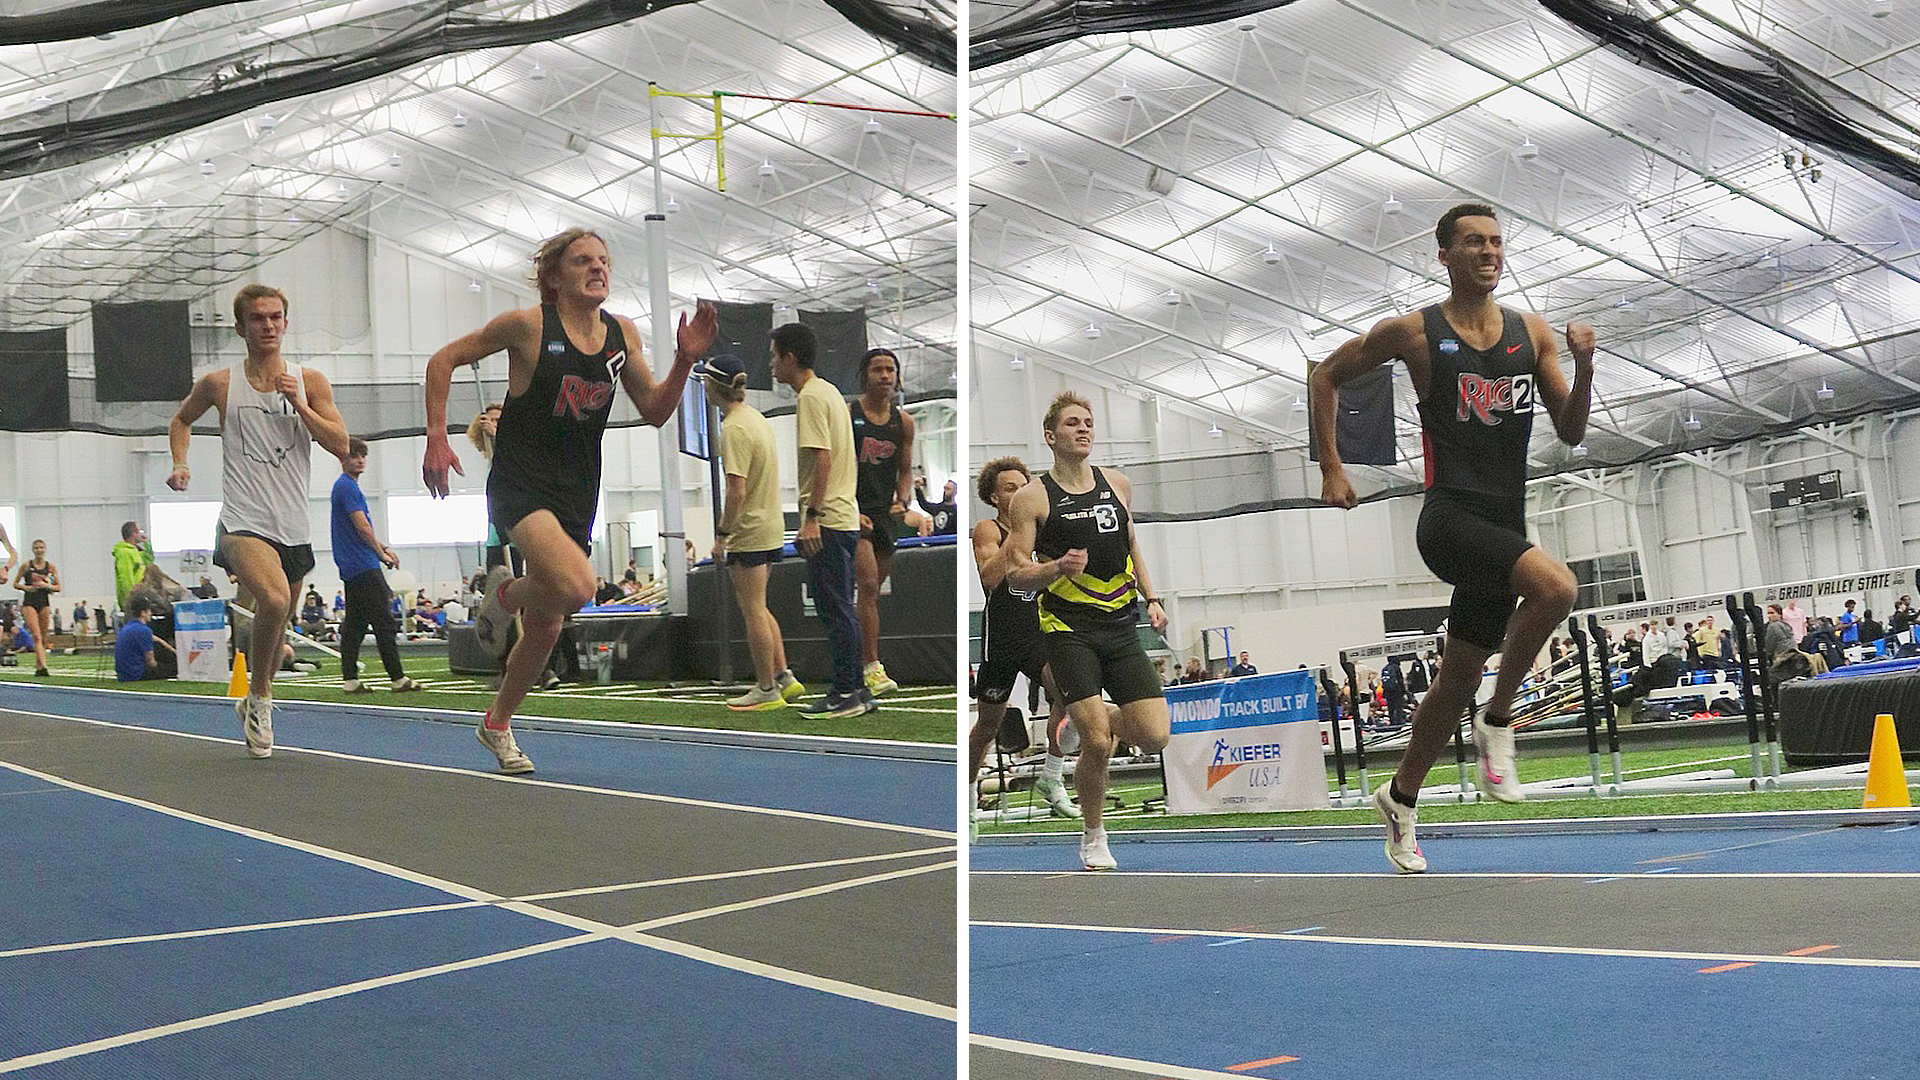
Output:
[1163,669,1323,814]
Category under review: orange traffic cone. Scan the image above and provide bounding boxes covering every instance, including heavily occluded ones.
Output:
[227,651,249,698]
[1862,713,1912,809]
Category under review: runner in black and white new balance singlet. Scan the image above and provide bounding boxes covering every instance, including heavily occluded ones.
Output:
[1312,203,1594,871]
[489,304,629,554]
[1002,393,1170,870]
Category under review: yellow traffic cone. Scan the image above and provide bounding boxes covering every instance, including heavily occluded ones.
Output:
[227,651,249,698]
[1862,713,1912,809]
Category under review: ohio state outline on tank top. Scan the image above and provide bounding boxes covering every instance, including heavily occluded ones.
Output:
[1416,304,1536,498]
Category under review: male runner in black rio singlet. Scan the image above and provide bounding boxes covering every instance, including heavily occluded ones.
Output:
[1002,392,1170,871]
[1311,203,1594,873]
[423,227,716,774]
[849,347,922,698]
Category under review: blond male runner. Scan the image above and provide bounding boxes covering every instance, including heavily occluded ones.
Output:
[422,228,716,772]
[698,353,805,709]
[1312,202,1593,872]
[1002,392,1169,871]
[169,284,351,758]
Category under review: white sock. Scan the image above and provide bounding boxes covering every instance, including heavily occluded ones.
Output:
[1084,824,1104,839]
[1042,754,1065,782]
[970,780,980,810]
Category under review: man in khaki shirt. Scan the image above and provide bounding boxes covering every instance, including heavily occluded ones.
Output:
[700,354,806,711]
[772,323,873,718]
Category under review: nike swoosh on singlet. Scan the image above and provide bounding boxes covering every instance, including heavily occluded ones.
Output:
[1506,344,1523,353]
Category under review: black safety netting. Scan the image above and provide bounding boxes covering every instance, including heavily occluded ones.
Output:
[0,0,956,182]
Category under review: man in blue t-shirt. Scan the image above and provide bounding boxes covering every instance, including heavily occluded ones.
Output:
[1840,600,1860,646]
[331,438,421,693]
[115,599,160,681]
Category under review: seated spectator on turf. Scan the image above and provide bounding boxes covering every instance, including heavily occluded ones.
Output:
[191,575,220,600]
[115,600,162,681]
[1228,650,1257,677]
[300,589,327,640]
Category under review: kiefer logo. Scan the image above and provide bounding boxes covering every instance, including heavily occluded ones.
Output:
[1207,737,1285,788]
[1455,371,1534,426]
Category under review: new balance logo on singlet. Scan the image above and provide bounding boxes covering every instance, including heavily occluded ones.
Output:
[1456,371,1535,426]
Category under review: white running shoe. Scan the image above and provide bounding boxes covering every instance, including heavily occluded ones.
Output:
[472,567,516,663]
[863,661,898,696]
[1473,708,1524,803]
[1080,827,1116,871]
[476,719,534,774]
[1373,785,1426,874]
[969,806,979,844]
[238,695,273,759]
[341,679,367,693]
[1033,775,1083,819]
[727,685,787,711]
[391,676,423,692]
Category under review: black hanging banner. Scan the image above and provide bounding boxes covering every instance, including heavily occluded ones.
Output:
[799,307,868,394]
[1306,361,1398,467]
[0,329,70,431]
[706,300,775,391]
[93,300,191,403]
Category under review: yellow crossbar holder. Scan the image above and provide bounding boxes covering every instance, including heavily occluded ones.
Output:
[648,87,726,191]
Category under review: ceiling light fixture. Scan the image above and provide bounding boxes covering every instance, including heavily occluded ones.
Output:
[1261,244,1281,265]
[1383,194,1403,215]
[1292,396,1307,413]
[1683,411,1702,431]
[200,159,216,175]
[864,117,882,136]
[387,152,402,168]
[1208,423,1224,439]
[758,160,775,178]
[1871,0,1892,17]
[1115,82,1137,103]
[1515,137,1539,160]
[259,114,278,132]
[665,195,679,214]
[1009,355,1025,371]
[1571,443,1589,458]
[1161,288,1181,306]
[1817,380,1835,401]
[1083,323,1102,340]
[530,62,546,81]
[1010,146,1030,166]
[452,112,467,128]
[1237,15,1258,30]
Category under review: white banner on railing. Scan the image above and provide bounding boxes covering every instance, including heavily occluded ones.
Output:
[1163,669,1324,814]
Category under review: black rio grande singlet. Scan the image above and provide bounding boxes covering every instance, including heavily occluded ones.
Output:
[490,305,630,530]
[850,402,906,516]
[982,521,1041,659]
[1416,304,1536,497]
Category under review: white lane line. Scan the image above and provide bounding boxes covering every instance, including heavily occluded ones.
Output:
[972,920,1920,969]
[969,1035,1253,1080]
[627,861,954,933]
[0,934,609,1074]
[0,901,486,959]
[0,684,946,757]
[6,847,956,959]
[518,845,957,905]
[0,759,953,1025]
[1205,938,1256,948]
[0,706,951,839]
[969,869,1920,879]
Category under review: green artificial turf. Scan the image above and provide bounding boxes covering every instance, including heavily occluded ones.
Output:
[0,650,957,744]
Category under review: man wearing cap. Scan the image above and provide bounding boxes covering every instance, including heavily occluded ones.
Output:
[700,353,806,709]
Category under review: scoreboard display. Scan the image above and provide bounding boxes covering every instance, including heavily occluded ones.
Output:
[1767,470,1843,510]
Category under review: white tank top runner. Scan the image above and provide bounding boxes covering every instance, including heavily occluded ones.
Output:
[219,360,312,546]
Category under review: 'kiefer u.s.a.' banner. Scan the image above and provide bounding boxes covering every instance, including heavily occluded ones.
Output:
[1163,669,1324,814]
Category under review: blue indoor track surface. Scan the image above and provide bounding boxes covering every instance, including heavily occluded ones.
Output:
[1,683,956,1078]
[0,682,947,831]
[971,825,1920,1079]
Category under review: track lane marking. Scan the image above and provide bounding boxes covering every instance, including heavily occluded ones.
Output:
[0,705,951,838]
[972,920,1920,969]
[970,1035,1266,1080]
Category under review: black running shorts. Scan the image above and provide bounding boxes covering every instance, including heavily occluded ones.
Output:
[214,526,317,587]
[1043,621,1164,706]
[1415,487,1533,652]
[975,639,1043,704]
[489,482,592,557]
